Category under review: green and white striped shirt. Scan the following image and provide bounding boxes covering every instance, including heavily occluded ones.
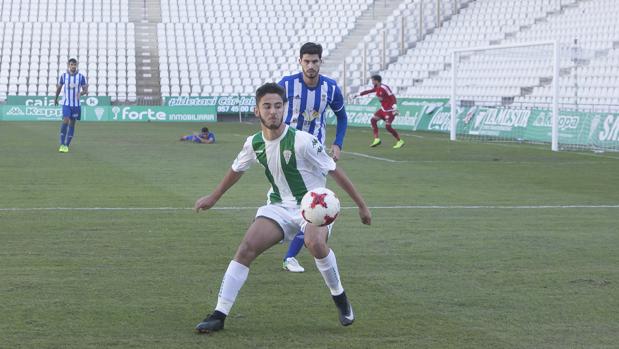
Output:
[232,125,336,207]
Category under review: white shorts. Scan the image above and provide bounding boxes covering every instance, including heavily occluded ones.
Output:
[255,204,333,242]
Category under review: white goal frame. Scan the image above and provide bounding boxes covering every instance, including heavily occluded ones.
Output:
[450,41,560,151]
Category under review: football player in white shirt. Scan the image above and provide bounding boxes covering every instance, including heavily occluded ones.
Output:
[193,83,371,334]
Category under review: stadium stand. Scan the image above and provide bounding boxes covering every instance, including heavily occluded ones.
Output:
[0,0,616,111]
[157,0,372,97]
[330,0,473,90]
[347,0,618,111]
[0,0,136,103]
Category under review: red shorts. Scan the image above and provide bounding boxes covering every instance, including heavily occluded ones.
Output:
[373,109,396,124]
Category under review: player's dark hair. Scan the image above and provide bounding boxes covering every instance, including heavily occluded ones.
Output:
[256,83,287,104]
[371,74,382,83]
[299,42,323,59]
[68,58,78,64]
[201,127,209,133]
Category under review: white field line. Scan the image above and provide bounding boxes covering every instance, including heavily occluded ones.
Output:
[1,204,619,212]
[342,151,406,163]
[341,151,606,165]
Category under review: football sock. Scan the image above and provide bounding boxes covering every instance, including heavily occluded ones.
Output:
[59,123,68,145]
[284,231,305,260]
[314,249,344,296]
[66,125,75,146]
[370,118,379,138]
[215,260,249,315]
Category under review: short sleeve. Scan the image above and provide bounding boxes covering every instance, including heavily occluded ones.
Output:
[329,84,344,113]
[303,133,336,173]
[231,137,257,172]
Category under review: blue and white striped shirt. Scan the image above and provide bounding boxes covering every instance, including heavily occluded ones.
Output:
[278,73,345,146]
[58,72,87,107]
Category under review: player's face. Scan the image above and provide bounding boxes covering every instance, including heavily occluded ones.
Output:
[68,62,78,74]
[299,54,321,79]
[371,79,379,87]
[255,93,285,130]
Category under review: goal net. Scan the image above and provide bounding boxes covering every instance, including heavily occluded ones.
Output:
[449,41,619,153]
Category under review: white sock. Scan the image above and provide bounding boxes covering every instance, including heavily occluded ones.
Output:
[314,249,344,296]
[215,260,249,315]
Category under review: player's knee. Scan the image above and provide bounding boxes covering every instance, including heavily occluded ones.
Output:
[234,240,258,264]
[304,234,327,255]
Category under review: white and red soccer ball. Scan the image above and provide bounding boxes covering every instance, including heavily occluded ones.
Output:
[300,187,340,226]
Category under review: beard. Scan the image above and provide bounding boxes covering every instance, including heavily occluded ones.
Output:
[259,114,282,130]
[303,68,318,79]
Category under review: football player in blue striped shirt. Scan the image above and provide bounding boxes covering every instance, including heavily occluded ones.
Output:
[278,42,349,272]
[54,58,88,153]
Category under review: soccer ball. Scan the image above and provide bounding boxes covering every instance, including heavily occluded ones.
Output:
[300,187,340,227]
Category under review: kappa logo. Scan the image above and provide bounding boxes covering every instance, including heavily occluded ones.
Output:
[294,95,301,100]
[283,150,292,164]
[7,106,24,115]
[321,93,327,101]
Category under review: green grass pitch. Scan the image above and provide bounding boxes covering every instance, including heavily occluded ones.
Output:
[1,121,618,348]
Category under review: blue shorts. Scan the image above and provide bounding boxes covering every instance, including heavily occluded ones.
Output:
[62,106,82,120]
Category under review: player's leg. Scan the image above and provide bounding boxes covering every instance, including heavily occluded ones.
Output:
[304,223,354,326]
[282,230,305,272]
[370,110,384,147]
[59,107,71,152]
[385,113,404,148]
[196,210,286,334]
[66,117,77,148]
[386,113,405,148]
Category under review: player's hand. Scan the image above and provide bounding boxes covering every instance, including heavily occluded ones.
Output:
[330,144,341,162]
[54,98,58,106]
[194,194,218,212]
[393,110,399,116]
[358,206,372,225]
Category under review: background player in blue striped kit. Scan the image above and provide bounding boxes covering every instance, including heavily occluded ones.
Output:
[54,58,88,153]
[277,42,349,272]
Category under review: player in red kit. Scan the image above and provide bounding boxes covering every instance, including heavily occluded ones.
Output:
[356,75,405,149]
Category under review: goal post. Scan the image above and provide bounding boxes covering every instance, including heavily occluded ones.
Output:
[449,41,561,151]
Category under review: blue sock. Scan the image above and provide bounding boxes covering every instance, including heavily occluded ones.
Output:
[284,231,305,260]
[59,124,68,145]
[66,125,75,146]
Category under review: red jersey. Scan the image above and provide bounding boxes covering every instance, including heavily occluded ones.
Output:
[359,84,397,111]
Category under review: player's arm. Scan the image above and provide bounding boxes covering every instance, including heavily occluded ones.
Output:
[331,106,347,160]
[329,167,371,225]
[357,88,374,97]
[195,137,255,211]
[200,137,215,144]
[80,75,88,96]
[330,85,348,161]
[303,133,370,225]
[54,76,63,106]
[194,169,243,212]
